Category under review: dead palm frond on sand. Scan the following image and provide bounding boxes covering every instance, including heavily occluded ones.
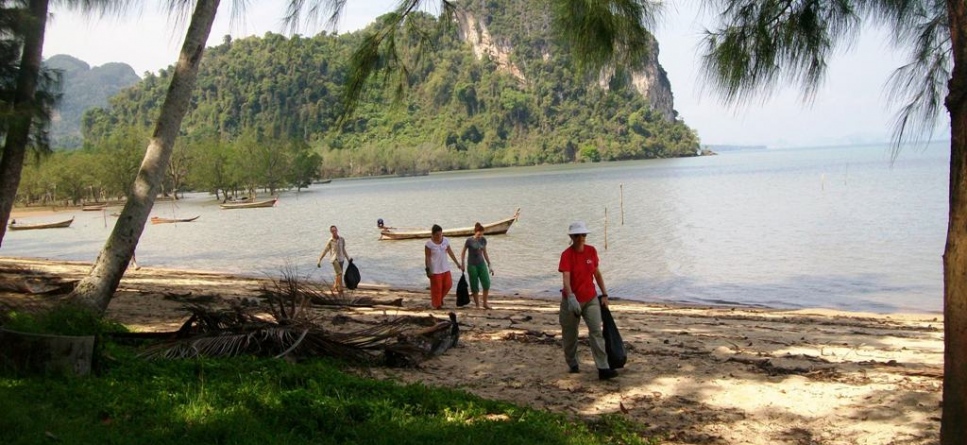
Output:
[137,272,458,366]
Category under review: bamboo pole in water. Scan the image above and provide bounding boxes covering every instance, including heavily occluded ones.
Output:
[620,184,624,225]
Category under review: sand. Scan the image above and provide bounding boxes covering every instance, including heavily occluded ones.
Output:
[0,256,943,445]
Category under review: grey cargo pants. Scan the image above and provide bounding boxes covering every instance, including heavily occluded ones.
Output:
[559,297,609,370]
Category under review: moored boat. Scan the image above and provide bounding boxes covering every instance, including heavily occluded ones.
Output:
[9,216,74,231]
[219,197,278,210]
[379,209,520,240]
[150,215,200,224]
[81,204,107,211]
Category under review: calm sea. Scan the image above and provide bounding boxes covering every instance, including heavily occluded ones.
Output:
[3,142,949,314]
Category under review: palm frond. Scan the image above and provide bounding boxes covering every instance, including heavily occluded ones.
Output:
[138,305,458,366]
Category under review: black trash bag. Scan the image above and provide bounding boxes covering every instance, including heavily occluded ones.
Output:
[456,273,471,307]
[600,301,627,369]
[343,259,360,290]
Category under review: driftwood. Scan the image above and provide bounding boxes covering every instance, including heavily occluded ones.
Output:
[384,312,460,368]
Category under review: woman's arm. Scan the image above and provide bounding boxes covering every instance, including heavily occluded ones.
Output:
[482,247,492,273]
[424,246,432,277]
[460,243,468,269]
[447,245,463,271]
[561,271,573,299]
[593,268,609,306]
[317,242,331,266]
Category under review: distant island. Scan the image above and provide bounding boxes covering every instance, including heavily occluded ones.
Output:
[704,144,768,152]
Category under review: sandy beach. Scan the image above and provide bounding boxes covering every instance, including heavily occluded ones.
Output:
[0,256,943,445]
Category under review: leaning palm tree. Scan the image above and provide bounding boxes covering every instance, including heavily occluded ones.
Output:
[67,0,221,311]
[697,1,963,443]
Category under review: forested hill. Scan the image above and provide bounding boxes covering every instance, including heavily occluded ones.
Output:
[44,55,140,148]
[83,1,700,175]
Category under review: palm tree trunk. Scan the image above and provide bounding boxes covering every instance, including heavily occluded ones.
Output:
[0,0,49,247]
[943,3,967,444]
[66,0,221,314]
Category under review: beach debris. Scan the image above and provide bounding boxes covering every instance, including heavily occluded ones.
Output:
[258,270,402,310]
[0,265,76,295]
[135,304,460,365]
[383,312,460,368]
[132,268,460,364]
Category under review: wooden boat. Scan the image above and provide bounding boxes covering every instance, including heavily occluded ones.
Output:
[81,204,107,211]
[379,209,520,240]
[150,215,200,224]
[8,216,74,231]
[219,197,277,210]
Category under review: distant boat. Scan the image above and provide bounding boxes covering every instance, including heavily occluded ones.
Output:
[219,197,278,210]
[81,204,107,211]
[314,179,332,184]
[150,215,200,224]
[9,216,74,231]
[379,209,520,240]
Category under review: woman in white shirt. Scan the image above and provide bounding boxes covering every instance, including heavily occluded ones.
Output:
[425,224,463,309]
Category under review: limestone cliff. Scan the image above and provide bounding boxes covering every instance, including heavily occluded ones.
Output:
[453,6,677,122]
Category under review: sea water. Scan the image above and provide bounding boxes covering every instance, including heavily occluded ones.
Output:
[3,142,949,313]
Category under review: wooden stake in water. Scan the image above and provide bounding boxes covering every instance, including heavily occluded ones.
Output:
[620,184,624,226]
[604,207,609,250]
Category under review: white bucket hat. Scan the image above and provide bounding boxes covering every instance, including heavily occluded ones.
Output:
[567,221,590,235]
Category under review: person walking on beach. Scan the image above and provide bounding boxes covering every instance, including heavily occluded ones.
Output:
[461,222,494,309]
[426,224,463,310]
[317,225,351,295]
[558,221,617,380]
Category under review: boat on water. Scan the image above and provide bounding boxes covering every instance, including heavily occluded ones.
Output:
[81,204,107,211]
[219,197,278,210]
[8,216,74,231]
[379,209,520,240]
[150,215,200,224]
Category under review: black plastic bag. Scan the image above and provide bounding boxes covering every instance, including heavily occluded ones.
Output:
[456,273,471,307]
[343,259,360,290]
[600,302,627,369]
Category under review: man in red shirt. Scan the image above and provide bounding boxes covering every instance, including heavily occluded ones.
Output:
[558,221,617,380]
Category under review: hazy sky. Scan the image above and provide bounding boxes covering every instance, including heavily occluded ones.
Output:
[41,0,945,148]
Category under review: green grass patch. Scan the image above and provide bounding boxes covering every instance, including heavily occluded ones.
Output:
[0,352,657,444]
[3,306,128,336]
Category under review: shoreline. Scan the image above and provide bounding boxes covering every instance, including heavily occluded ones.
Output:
[0,256,944,444]
[0,253,942,317]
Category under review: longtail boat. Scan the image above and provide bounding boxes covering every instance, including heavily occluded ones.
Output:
[379,209,520,240]
[9,216,74,231]
[150,215,200,224]
[81,204,107,211]
[219,197,277,210]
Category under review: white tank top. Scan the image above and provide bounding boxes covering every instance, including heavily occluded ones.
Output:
[426,237,451,274]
